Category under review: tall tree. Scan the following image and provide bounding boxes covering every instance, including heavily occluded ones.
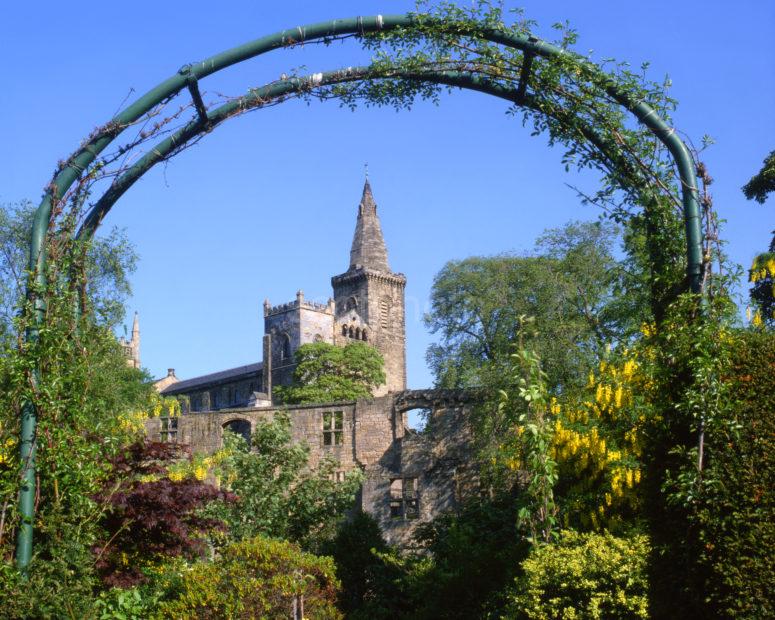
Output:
[425,221,630,390]
[0,200,138,340]
[742,150,775,204]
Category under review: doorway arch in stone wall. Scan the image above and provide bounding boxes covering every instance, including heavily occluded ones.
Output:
[16,12,706,569]
[223,418,252,447]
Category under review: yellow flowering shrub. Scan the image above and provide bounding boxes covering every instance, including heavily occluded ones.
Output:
[550,349,647,531]
[506,530,650,619]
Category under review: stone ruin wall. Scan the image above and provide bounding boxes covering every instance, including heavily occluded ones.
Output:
[145,390,478,548]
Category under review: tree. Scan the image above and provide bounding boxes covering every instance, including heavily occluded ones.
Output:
[321,511,410,620]
[0,199,138,341]
[275,341,386,404]
[94,441,235,588]
[425,221,630,390]
[207,414,362,551]
[742,154,775,328]
[748,231,775,329]
[742,150,775,204]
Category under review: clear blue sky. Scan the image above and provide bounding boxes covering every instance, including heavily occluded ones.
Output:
[2,1,773,391]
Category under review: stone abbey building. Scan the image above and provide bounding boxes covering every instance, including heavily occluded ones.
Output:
[144,181,477,546]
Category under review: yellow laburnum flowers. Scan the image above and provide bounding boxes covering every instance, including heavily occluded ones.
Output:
[0,437,17,465]
[549,347,646,530]
[118,410,148,434]
[749,256,775,283]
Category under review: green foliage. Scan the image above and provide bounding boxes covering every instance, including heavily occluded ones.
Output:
[0,188,148,614]
[208,415,362,550]
[505,530,650,619]
[322,511,410,620]
[691,331,775,618]
[497,320,558,543]
[0,199,138,339]
[425,221,630,390]
[742,149,775,204]
[748,231,775,328]
[0,317,154,616]
[275,341,386,404]
[406,494,531,619]
[95,586,158,620]
[152,535,342,619]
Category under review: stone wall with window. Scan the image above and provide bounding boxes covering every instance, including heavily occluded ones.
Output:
[145,390,477,548]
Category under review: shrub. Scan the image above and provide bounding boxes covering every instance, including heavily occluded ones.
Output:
[95,440,235,587]
[322,511,409,619]
[693,330,775,618]
[506,530,650,619]
[153,535,342,619]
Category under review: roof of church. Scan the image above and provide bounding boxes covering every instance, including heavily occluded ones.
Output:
[161,361,263,395]
[349,180,390,272]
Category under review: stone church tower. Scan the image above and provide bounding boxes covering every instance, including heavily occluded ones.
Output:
[332,180,407,395]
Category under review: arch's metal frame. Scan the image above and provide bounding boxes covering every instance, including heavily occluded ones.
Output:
[16,13,702,570]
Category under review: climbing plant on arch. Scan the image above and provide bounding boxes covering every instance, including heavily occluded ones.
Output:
[15,5,715,572]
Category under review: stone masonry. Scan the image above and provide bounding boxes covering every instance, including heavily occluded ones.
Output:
[146,389,478,547]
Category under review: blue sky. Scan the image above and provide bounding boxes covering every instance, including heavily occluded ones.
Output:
[2,1,773,391]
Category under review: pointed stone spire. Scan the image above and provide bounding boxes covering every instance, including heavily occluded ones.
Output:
[349,179,390,272]
[128,312,140,369]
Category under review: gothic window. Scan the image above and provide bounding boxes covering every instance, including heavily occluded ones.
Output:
[322,411,344,447]
[160,415,178,443]
[348,326,354,338]
[380,298,391,329]
[281,333,291,361]
[342,324,348,336]
[346,296,358,311]
[361,329,368,342]
[355,327,361,340]
[389,478,419,520]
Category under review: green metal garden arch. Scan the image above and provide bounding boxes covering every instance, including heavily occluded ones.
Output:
[16,13,704,570]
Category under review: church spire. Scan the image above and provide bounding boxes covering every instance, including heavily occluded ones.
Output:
[349,179,390,272]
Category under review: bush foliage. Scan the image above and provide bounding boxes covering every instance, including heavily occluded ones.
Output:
[693,331,775,618]
[506,530,650,620]
[153,536,342,619]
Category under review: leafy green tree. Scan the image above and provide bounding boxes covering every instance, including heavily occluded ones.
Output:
[0,200,138,340]
[276,341,386,404]
[425,221,629,390]
[208,414,362,551]
[742,150,775,204]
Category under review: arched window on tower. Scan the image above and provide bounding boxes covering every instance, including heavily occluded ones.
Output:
[280,333,291,362]
[355,327,361,340]
[361,329,368,342]
[342,324,348,336]
[348,326,354,338]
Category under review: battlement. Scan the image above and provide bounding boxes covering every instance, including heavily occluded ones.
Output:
[263,290,335,317]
